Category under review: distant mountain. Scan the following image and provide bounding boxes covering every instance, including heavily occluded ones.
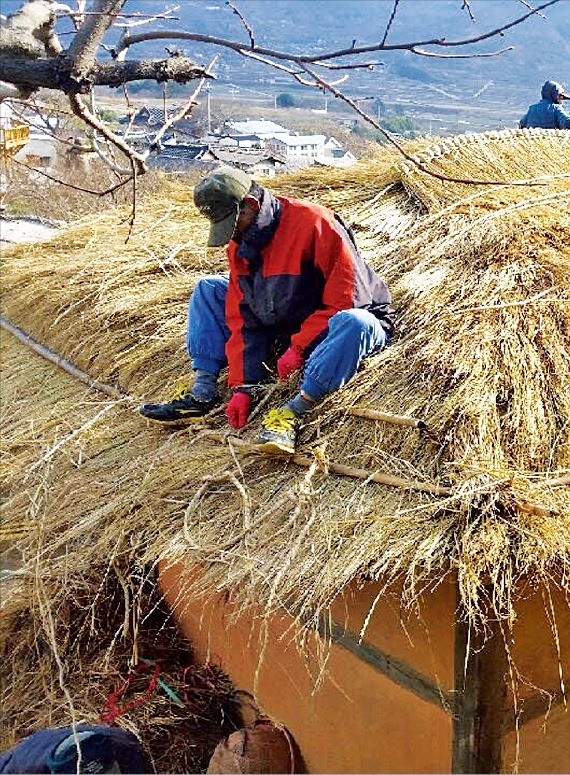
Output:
[122,0,570,102]
[2,0,569,114]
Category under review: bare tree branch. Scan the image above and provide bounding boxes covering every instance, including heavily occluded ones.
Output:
[64,6,180,24]
[313,0,560,58]
[0,55,212,92]
[0,0,63,58]
[411,45,514,59]
[313,60,382,71]
[9,155,133,196]
[88,90,132,174]
[122,158,137,241]
[73,0,87,30]
[89,132,131,174]
[147,54,219,152]
[113,0,558,65]
[68,91,147,173]
[461,0,476,23]
[381,0,401,46]
[516,0,547,19]
[2,0,560,200]
[226,1,255,49]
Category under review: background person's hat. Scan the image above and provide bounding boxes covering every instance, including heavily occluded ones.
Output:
[194,167,252,246]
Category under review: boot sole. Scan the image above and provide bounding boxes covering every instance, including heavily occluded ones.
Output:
[256,440,295,455]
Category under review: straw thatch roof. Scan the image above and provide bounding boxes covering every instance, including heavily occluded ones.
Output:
[1,128,569,676]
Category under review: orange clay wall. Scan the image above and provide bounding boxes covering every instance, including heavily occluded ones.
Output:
[159,563,455,774]
[501,585,570,774]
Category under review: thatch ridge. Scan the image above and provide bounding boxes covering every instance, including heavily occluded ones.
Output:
[1,128,569,646]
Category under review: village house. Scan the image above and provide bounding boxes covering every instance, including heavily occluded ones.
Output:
[210,148,286,177]
[225,118,289,141]
[317,136,357,167]
[147,143,285,177]
[205,132,264,150]
[128,104,183,128]
[15,114,57,169]
[114,109,356,176]
[266,133,327,165]
[146,144,218,172]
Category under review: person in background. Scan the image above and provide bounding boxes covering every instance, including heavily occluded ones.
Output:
[0,725,152,773]
[519,80,570,129]
[140,167,394,454]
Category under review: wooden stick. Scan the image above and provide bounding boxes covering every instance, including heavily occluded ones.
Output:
[516,500,556,517]
[305,456,450,496]
[1,314,124,400]
[545,473,570,487]
[348,406,427,430]
[194,430,562,511]
[194,429,451,496]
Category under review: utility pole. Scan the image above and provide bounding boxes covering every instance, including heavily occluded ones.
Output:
[206,86,211,133]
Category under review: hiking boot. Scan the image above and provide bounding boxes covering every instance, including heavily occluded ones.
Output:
[257,407,299,454]
[140,383,220,424]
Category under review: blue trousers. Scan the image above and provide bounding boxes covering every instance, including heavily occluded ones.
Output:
[187,275,389,402]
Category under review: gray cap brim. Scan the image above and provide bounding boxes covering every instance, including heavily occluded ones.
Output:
[208,207,239,247]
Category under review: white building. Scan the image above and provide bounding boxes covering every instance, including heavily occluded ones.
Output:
[0,101,15,128]
[266,134,326,163]
[226,119,289,141]
[212,149,286,177]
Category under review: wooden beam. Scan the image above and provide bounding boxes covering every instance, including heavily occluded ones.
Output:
[452,590,508,773]
[317,616,454,713]
[1,314,123,399]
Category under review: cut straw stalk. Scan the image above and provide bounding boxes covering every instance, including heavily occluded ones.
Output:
[347,406,427,430]
[546,473,570,487]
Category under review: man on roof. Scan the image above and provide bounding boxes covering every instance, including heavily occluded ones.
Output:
[519,80,570,129]
[140,167,394,454]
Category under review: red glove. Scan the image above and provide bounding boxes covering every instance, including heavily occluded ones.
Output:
[277,346,304,380]
[225,391,252,429]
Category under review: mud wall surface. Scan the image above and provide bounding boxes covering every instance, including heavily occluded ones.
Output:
[501,585,570,774]
[159,564,454,774]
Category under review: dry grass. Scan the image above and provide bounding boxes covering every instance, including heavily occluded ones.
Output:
[1,129,569,750]
[0,567,242,772]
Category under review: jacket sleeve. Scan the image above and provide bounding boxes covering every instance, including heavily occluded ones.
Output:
[290,217,356,353]
[225,267,272,387]
[555,106,570,129]
[519,112,528,128]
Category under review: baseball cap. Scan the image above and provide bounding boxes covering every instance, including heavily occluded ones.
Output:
[193,167,253,246]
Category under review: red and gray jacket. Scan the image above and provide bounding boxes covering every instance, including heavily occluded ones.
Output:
[225,188,394,387]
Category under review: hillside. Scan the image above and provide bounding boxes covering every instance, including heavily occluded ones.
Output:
[115,0,570,115]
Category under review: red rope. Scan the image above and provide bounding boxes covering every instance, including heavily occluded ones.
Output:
[100,661,161,724]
